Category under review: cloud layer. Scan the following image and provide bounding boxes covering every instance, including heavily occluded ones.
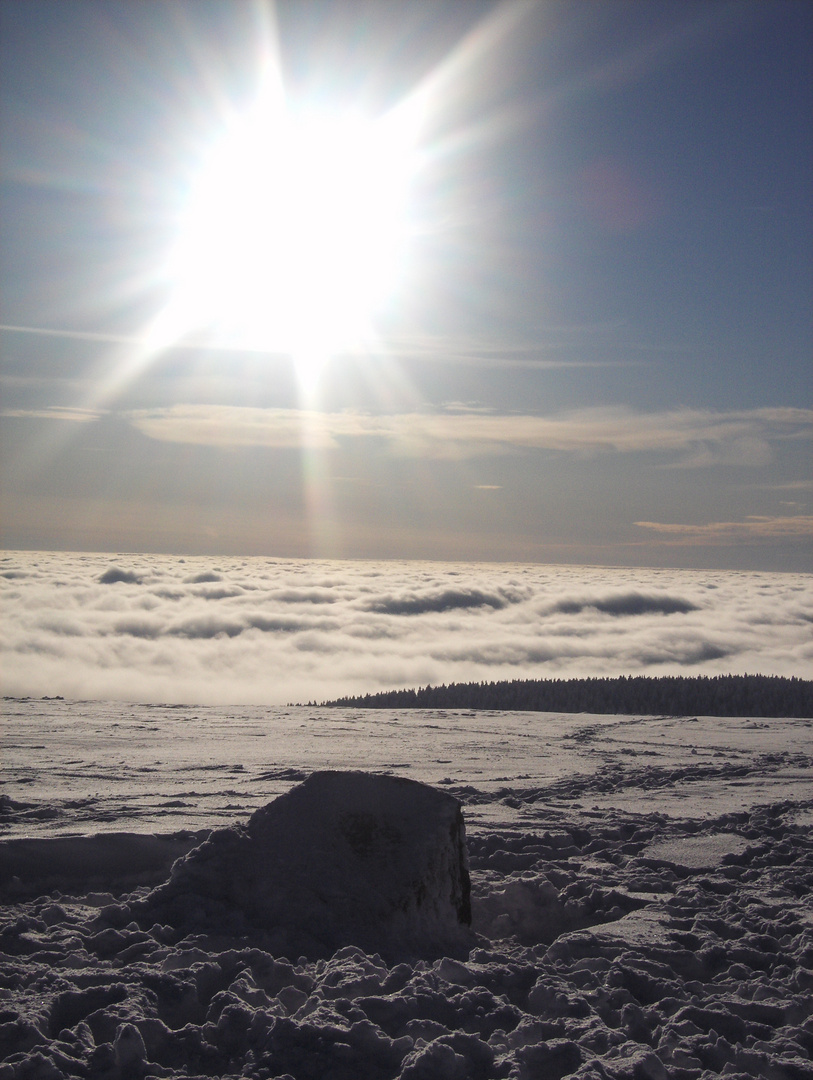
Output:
[2,552,810,705]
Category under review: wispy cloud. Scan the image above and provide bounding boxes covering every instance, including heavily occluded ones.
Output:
[635,515,813,544]
[0,323,637,370]
[377,329,646,369]
[0,324,145,346]
[126,404,813,464]
[1,406,103,423]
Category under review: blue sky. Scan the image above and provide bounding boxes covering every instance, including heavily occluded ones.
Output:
[1,0,811,569]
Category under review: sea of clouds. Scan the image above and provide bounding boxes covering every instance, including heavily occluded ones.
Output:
[1,551,810,705]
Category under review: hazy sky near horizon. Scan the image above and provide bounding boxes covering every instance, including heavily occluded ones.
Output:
[1,0,811,570]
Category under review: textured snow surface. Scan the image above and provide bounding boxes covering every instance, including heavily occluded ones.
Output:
[3,700,812,838]
[1,701,812,1078]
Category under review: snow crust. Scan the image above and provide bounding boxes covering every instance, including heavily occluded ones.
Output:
[1,702,812,1079]
[3,701,812,839]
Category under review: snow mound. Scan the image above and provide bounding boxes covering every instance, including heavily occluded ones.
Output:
[135,771,472,959]
[0,831,206,901]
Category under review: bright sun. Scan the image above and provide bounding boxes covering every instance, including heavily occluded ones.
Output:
[151,89,419,386]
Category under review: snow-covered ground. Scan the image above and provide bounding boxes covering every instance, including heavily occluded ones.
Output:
[1,699,812,1079]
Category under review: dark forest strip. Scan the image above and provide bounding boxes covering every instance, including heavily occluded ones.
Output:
[322,674,813,717]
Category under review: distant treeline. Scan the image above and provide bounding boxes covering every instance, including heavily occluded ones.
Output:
[323,675,813,718]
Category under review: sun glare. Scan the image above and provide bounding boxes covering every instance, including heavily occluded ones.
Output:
[151,89,420,388]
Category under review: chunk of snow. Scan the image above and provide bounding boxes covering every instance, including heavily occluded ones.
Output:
[136,771,472,959]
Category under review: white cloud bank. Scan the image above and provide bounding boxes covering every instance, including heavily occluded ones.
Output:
[1,552,810,705]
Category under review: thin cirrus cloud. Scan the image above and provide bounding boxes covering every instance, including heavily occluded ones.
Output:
[636,516,813,544]
[1,552,810,706]
[125,403,813,464]
[1,406,103,423]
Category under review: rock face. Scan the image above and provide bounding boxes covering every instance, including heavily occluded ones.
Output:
[137,771,471,958]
